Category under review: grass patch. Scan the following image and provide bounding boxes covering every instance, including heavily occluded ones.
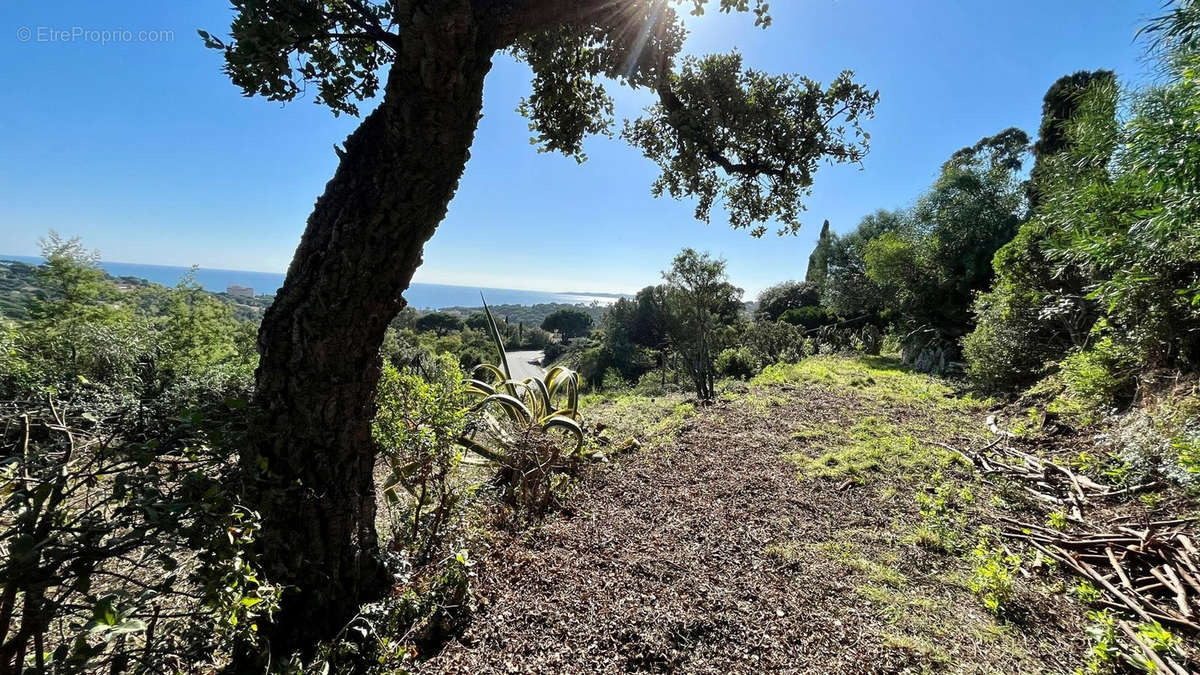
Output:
[582,392,694,453]
[787,416,964,483]
[753,355,988,412]
[881,632,951,666]
[820,541,909,588]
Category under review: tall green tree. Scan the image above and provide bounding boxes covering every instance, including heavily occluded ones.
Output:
[662,248,742,401]
[964,76,1115,389]
[820,209,908,319]
[415,311,465,335]
[805,219,832,289]
[541,308,593,338]
[205,0,877,653]
[1028,70,1116,209]
[867,128,1029,341]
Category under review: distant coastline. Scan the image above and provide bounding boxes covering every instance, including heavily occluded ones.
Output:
[1,255,626,310]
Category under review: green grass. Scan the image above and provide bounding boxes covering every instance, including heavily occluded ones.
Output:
[786,415,966,483]
[752,355,988,412]
[582,392,695,453]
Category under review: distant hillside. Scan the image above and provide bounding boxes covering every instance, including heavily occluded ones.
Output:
[0,259,272,322]
[0,260,40,319]
[2,259,608,326]
[425,302,608,327]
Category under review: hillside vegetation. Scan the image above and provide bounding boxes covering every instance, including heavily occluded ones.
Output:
[6,2,1200,673]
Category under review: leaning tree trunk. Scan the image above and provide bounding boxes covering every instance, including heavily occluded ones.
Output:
[244,6,494,658]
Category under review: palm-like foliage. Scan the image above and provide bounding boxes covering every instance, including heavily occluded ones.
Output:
[458,299,586,467]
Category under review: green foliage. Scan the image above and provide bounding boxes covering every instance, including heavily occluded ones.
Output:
[715,346,759,380]
[415,311,465,336]
[968,23,1200,393]
[739,320,809,366]
[866,129,1030,348]
[754,280,821,321]
[779,305,834,330]
[374,353,470,562]
[968,539,1019,616]
[914,478,973,552]
[625,52,877,235]
[662,248,743,400]
[1136,621,1179,656]
[0,235,277,670]
[208,1,874,233]
[1029,70,1117,209]
[805,219,833,289]
[1060,336,1138,408]
[1081,610,1121,674]
[1074,580,1103,604]
[541,307,593,338]
[819,209,908,319]
[159,272,246,379]
[1047,510,1070,530]
[0,395,276,672]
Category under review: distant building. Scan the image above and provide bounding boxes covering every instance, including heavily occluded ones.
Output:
[227,285,254,298]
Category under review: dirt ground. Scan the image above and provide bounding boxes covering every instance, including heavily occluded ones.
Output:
[418,358,1114,674]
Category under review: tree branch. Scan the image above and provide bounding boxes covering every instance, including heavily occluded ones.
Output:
[654,80,787,178]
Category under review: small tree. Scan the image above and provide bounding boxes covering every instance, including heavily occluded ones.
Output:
[541,308,593,339]
[663,249,742,401]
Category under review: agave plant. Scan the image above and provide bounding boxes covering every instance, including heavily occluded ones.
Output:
[457,298,586,465]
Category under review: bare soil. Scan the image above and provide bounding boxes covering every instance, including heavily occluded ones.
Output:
[420,369,1102,674]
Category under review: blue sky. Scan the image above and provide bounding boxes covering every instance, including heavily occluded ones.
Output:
[0,1,1162,297]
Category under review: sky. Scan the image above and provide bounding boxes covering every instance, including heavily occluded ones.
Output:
[0,1,1164,297]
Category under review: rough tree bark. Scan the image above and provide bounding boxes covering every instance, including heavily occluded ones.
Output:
[245,4,495,656]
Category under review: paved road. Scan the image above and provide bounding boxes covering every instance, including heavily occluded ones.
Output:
[504,350,545,381]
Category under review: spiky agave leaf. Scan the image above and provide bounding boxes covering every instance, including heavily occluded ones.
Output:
[470,363,506,386]
[544,366,580,420]
[480,296,516,397]
[471,393,533,427]
[381,459,423,503]
[540,414,584,453]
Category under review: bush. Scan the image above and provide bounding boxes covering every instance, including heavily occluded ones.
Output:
[541,342,568,365]
[1061,336,1137,408]
[779,305,833,330]
[964,284,1065,391]
[716,347,759,379]
[374,353,471,563]
[0,397,276,673]
[754,281,821,321]
[741,320,808,366]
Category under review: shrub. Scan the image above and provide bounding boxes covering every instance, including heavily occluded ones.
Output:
[716,347,759,379]
[541,342,568,365]
[754,281,821,321]
[1061,336,1137,408]
[964,284,1065,391]
[779,305,833,330]
[0,398,277,673]
[741,320,808,366]
[374,352,471,563]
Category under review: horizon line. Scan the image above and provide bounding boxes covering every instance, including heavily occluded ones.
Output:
[0,253,632,299]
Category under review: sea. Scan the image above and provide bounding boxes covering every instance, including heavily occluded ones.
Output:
[1,255,622,310]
